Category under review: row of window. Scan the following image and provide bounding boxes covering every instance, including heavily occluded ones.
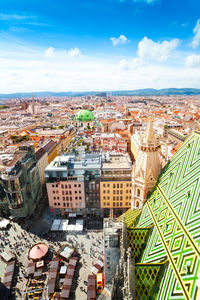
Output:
[52,183,82,188]
[103,189,131,194]
[53,196,82,201]
[62,196,82,201]
[61,184,82,189]
[102,183,132,188]
[103,196,131,200]
[54,202,82,207]
[62,190,82,195]
[103,202,131,207]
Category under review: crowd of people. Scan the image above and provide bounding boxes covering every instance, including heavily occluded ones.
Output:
[0,216,104,300]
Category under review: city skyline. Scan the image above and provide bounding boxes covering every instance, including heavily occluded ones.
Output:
[0,0,200,93]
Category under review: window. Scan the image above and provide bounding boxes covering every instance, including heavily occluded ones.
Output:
[69,184,71,188]
[54,203,57,206]
[75,191,77,194]
[57,197,59,200]
[107,184,110,187]
[107,190,110,194]
[136,201,139,207]
[58,203,60,206]
[120,196,122,200]
[78,184,81,188]
[107,202,110,206]
[137,189,140,197]
[113,190,116,195]
[113,202,115,206]
[63,197,65,201]
[74,184,77,187]
[63,203,66,207]
[103,190,106,194]
[56,184,58,188]
[65,185,67,188]
[120,190,122,194]
[126,202,128,206]
[103,196,106,200]
[113,184,116,188]
[53,197,56,200]
[53,191,55,194]
[75,197,78,200]
[79,191,81,194]
[117,196,119,201]
[126,196,128,199]
[62,191,64,195]
[69,191,72,195]
[113,196,115,201]
[117,184,119,188]
[103,184,106,187]
[70,197,72,201]
[107,196,110,200]
[126,183,129,187]
[79,197,82,200]
[67,203,69,207]
[65,191,68,195]
[103,202,106,206]
[120,202,122,206]
[61,184,64,188]
[117,202,119,206]
[120,184,123,188]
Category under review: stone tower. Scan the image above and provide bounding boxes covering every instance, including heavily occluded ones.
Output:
[132,117,161,209]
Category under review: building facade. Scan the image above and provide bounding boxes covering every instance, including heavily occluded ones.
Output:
[45,153,101,217]
[0,145,42,218]
[100,153,132,217]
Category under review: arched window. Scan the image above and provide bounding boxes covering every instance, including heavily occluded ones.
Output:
[137,188,140,197]
[136,201,139,207]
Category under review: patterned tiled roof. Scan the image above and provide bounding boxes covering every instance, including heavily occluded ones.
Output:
[122,131,200,300]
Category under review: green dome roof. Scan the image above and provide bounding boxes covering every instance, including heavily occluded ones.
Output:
[75,109,94,122]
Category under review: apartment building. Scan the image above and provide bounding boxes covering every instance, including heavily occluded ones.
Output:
[100,153,132,217]
[45,153,101,217]
[0,145,42,218]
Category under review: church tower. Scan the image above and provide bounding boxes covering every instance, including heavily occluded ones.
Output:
[132,117,161,209]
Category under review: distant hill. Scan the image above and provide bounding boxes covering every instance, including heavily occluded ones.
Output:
[0,88,200,99]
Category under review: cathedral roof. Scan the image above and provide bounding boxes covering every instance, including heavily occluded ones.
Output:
[121,130,200,299]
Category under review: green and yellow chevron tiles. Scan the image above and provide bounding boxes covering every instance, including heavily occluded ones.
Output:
[122,131,200,299]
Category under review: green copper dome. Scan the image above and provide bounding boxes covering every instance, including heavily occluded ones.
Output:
[75,109,94,122]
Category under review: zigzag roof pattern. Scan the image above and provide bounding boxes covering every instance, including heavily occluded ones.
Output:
[122,131,200,299]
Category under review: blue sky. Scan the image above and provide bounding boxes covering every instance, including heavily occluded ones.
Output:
[0,0,200,92]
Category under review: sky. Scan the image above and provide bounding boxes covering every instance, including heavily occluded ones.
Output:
[0,0,200,93]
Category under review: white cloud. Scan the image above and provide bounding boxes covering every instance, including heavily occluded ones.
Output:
[1,41,200,93]
[186,54,200,68]
[190,19,200,49]
[0,13,35,21]
[110,35,129,46]
[68,47,81,57]
[45,47,56,58]
[118,58,140,70]
[138,37,180,62]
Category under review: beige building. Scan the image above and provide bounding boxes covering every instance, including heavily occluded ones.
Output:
[35,148,48,188]
[100,153,132,217]
[132,118,161,209]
